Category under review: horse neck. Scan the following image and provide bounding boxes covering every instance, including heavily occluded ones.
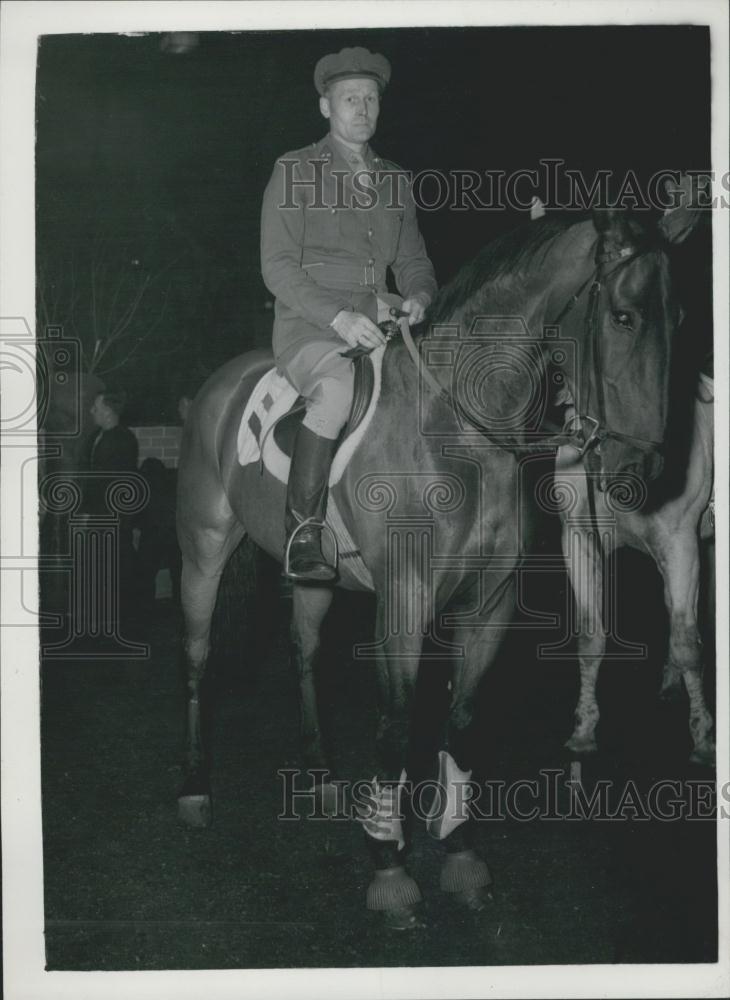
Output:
[411,228,597,444]
[422,218,599,376]
[377,341,506,543]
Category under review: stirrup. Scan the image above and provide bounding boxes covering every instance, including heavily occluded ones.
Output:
[283,516,339,579]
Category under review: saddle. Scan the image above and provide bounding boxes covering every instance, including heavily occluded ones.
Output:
[238,307,402,483]
[272,352,375,458]
[236,345,385,489]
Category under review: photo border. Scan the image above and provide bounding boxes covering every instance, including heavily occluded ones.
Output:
[2,2,727,998]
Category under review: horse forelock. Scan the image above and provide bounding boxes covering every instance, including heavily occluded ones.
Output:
[596,210,661,258]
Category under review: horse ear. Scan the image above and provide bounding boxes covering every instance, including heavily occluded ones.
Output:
[658,205,702,244]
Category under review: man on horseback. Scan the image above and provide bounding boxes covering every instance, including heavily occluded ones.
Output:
[261,46,437,581]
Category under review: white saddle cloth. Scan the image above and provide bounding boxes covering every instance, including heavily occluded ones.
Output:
[235,347,387,593]
[236,344,385,488]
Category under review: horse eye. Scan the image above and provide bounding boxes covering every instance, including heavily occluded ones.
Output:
[612,310,634,331]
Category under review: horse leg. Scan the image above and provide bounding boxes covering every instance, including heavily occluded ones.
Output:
[374,598,391,744]
[290,583,340,813]
[178,525,244,827]
[427,579,514,911]
[359,597,425,931]
[700,537,716,646]
[659,661,683,701]
[562,523,606,755]
[653,532,715,765]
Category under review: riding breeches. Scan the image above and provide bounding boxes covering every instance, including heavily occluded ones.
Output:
[278,339,355,440]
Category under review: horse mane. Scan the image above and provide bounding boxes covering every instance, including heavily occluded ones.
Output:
[427,215,576,326]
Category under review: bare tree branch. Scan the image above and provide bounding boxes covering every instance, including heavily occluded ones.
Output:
[38,196,200,387]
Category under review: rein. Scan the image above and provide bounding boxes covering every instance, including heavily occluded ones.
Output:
[398,316,573,454]
[398,243,664,458]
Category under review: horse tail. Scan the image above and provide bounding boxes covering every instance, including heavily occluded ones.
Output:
[208,535,279,688]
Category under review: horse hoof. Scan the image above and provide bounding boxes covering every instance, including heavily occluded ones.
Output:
[440,849,491,897]
[453,885,492,912]
[381,904,426,932]
[564,735,598,755]
[366,865,423,926]
[178,794,212,828]
[689,745,715,767]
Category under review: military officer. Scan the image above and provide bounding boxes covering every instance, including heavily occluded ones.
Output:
[261,46,437,581]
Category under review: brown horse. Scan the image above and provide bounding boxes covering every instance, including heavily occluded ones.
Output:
[176,208,690,929]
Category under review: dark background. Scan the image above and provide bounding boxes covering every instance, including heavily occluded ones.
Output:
[36,25,718,971]
[36,26,711,421]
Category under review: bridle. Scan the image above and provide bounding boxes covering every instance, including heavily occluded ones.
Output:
[554,244,665,457]
[398,242,666,459]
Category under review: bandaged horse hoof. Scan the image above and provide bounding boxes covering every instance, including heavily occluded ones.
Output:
[177,769,212,827]
[366,866,425,930]
[177,793,212,828]
[359,773,423,929]
[440,849,492,903]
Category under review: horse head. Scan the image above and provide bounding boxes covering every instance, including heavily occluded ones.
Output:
[556,206,698,488]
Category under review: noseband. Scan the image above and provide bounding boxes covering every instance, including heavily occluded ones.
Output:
[399,242,665,458]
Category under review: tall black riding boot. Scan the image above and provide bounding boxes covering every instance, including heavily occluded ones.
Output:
[284,424,339,582]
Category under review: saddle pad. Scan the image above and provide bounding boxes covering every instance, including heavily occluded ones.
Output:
[236,368,298,468]
[235,355,381,592]
[236,343,385,488]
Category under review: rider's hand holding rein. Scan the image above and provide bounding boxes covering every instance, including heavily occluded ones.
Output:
[331,309,387,351]
[402,292,429,325]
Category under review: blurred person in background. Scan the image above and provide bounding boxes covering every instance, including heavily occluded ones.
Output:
[82,389,139,624]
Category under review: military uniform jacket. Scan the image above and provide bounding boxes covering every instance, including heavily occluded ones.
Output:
[260,134,437,366]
